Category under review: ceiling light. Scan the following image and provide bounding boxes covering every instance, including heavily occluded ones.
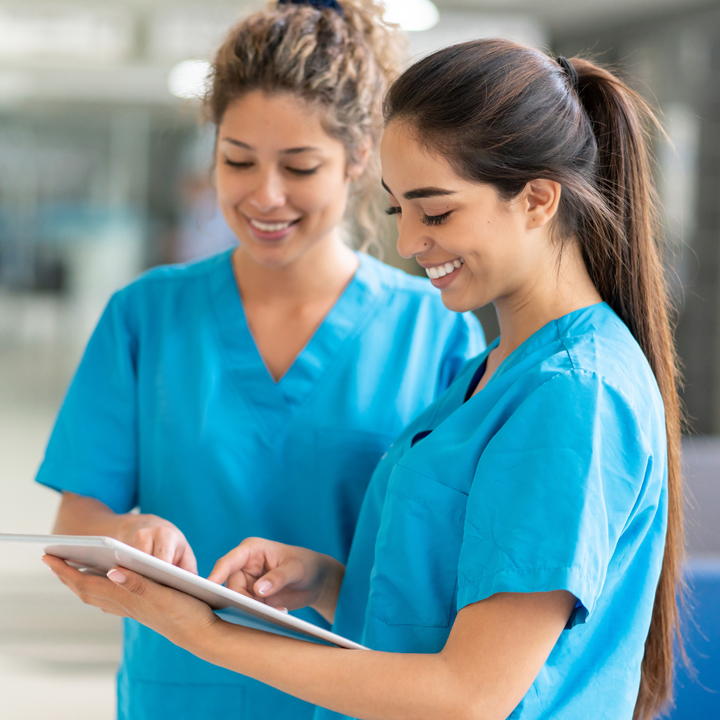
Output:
[168,60,211,100]
[384,0,440,32]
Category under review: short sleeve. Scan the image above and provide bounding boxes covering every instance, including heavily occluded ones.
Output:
[457,369,652,626]
[436,312,486,393]
[35,290,139,513]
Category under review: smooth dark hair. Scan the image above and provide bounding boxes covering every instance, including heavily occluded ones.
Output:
[384,39,684,720]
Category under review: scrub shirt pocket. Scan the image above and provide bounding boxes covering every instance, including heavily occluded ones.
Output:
[368,464,468,628]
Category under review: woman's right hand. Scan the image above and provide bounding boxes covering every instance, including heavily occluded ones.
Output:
[115,513,198,574]
[208,538,344,623]
[54,492,198,575]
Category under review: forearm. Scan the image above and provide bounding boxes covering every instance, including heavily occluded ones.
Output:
[53,492,125,537]
[197,623,478,720]
[45,559,573,720]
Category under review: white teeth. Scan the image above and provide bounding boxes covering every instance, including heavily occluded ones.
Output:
[425,259,464,280]
[249,218,295,232]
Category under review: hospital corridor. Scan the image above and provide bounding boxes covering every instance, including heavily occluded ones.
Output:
[2,1,720,719]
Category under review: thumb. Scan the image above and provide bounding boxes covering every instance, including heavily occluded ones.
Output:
[107,568,146,597]
[254,558,304,598]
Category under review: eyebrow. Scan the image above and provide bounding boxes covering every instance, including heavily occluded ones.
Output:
[221,138,321,154]
[381,179,456,200]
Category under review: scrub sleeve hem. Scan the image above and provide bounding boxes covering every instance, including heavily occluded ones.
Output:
[35,464,136,515]
[457,564,597,628]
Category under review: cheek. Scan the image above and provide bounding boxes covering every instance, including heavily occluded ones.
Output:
[215,169,246,205]
[297,174,349,217]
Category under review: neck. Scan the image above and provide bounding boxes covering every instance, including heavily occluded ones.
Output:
[233,230,359,307]
[493,240,602,360]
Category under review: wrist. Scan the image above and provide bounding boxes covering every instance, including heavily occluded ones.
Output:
[312,556,345,623]
[192,615,248,668]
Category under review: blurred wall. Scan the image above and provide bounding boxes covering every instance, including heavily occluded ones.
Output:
[555,3,720,434]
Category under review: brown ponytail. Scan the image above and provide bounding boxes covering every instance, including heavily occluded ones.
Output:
[570,59,685,720]
[384,39,684,719]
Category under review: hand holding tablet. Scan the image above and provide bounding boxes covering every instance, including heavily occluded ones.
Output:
[0,534,364,649]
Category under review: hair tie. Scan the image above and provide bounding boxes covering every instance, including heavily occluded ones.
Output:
[556,56,579,91]
[278,0,344,14]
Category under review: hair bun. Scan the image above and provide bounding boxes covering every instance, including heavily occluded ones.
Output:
[277,0,344,14]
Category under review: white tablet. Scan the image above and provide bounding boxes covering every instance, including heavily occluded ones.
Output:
[0,534,365,650]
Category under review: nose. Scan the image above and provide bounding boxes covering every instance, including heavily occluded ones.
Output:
[249,170,286,212]
[396,216,432,260]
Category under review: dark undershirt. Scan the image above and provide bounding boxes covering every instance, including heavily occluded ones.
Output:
[411,359,488,448]
[464,358,488,402]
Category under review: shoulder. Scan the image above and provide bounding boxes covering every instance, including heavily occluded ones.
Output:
[359,253,435,297]
[112,251,229,311]
[105,251,230,336]
[122,251,228,297]
[360,254,482,333]
[507,308,666,459]
[556,304,664,425]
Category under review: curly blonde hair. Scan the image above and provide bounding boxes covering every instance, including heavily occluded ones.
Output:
[205,0,405,253]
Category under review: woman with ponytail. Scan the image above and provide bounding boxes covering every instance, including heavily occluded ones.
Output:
[37,4,484,719]
[46,38,681,720]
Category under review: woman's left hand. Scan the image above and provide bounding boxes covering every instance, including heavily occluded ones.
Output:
[42,555,219,654]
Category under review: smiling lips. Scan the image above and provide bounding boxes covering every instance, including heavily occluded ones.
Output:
[425,258,464,279]
[247,217,300,233]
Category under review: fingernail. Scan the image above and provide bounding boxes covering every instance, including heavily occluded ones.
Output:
[107,569,127,584]
[256,580,272,595]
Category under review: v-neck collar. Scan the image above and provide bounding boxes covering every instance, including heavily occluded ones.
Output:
[208,250,384,438]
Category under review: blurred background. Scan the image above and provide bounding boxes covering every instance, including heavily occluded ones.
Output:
[0,0,718,718]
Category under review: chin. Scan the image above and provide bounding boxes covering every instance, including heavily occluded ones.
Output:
[439,293,471,314]
[240,237,294,264]
[441,288,490,315]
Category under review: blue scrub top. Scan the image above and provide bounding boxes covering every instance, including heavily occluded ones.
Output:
[36,249,484,720]
[320,302,667,720]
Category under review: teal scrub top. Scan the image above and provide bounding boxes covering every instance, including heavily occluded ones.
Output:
[36,250,485,720]
[320,302,668,720]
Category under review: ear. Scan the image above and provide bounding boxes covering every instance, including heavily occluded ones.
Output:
[520,179,562,229]
[347,136,372,181]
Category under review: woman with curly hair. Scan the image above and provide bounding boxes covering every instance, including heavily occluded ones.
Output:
[38,3,484,719]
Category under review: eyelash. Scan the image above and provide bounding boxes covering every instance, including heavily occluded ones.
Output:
[224,160,319,176]
[385,206,451,227]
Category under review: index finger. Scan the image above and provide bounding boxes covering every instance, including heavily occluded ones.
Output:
[207,545,251,586]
